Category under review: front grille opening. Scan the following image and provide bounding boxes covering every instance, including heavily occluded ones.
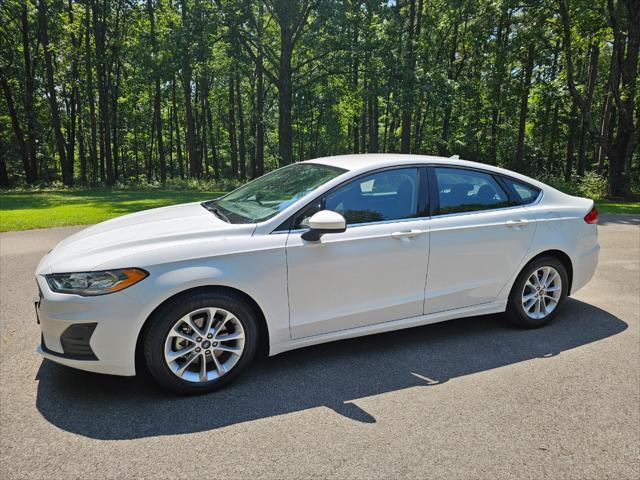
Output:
[59,323,98,360]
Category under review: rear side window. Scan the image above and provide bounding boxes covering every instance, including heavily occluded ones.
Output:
[502,178,541,204]
[434,167,512,215]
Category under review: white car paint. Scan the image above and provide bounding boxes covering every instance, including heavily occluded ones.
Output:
[35,154,599,376]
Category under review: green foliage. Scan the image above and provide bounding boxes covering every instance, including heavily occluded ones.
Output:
[0,0,638,195]
[542,172,609,200]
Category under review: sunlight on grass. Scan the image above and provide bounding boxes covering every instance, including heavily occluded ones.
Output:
[0,190,225,232]
[595,200,640,215]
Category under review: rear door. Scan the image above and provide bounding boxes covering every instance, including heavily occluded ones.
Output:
[424,167,536,314]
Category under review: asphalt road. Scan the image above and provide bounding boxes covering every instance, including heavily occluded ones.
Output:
[1,216,639,479]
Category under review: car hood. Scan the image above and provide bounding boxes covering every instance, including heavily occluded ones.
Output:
[36,202,256,274]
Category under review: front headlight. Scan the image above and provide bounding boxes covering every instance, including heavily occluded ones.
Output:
[45,268,148,296]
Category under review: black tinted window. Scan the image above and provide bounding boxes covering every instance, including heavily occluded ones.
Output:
[503,178,541,204]
[435,168,512,215]
[324,168,419,225]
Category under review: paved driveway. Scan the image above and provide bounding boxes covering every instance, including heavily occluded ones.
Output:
[1,216,638,479]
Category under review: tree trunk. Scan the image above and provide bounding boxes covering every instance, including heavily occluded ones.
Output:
[198,78,208,178]
[1,75,30,182]
[440,19,460,156]
[228,74,238,178]
[515,44,535,173]
[565,102,578,181]
[206,98,219,180]
[168,102,174,178]
[369,78,379,152]
[278,33,294,166]
[172,78,184,179]
[351,18,359,153]
[78,98,87,184]
[0,152,9,187]
[254,48,265,178]
[65,0,80,184]
[39,0,72,185]
[236,74,247,178]
[596,47,618,174]
[489,6,511,165]
[361,78,368,152]
[607,0,639,196]
[180,0,197,178]
[547,101,560,173]
[401,0,417,154]
[20,1,38,183]
[598,102,615,174]
[92,0,113,184]
[85,1,98,184]
[576,43,600,176]
[111,58,121,180]
[148,0,166,184]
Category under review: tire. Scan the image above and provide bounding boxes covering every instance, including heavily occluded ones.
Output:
[144,290,259,394]
[505,256,569,328]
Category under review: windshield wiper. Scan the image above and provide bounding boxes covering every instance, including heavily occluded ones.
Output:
[201,202,230,223]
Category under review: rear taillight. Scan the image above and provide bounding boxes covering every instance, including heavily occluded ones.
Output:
[584,205,598,224]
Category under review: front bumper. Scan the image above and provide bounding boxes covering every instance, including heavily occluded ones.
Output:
[35,275,147,376]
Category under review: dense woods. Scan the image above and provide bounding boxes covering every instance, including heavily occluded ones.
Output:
[0,0,638,196]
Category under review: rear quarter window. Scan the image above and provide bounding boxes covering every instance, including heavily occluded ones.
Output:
[503,178,541,205]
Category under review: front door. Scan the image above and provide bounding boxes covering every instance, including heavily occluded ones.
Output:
[285,167,430,339]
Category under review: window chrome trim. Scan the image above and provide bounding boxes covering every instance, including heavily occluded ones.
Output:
[268,161,544,233]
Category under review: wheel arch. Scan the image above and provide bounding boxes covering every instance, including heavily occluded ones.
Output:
[135,285,271,375]
[520,249,574,294]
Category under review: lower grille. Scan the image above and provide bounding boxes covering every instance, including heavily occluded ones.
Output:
[42,323,98,360]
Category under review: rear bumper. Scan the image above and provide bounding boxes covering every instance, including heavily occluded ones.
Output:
[571,243,600,295]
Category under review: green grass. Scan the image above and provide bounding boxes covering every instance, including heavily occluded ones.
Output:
[595,199,640,215]
[0,189,226,232]
[0,189,637,232]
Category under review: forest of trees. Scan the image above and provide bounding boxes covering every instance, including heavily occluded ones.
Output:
[0,0,638,196]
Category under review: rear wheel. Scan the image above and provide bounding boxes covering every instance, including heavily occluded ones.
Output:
[144,290,259,394]
[506,256,569,328]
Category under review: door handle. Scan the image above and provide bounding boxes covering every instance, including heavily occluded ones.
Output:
[390,229,424,239]
[505,219,528,228]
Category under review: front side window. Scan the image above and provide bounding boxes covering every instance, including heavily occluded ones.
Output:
[434,167,512,215]
[323,168,419,225]
[208,163,346,223]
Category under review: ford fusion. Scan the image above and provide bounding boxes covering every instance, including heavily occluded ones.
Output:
[35,154,599,393]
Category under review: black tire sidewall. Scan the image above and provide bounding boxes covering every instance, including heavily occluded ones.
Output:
[507,257,569,328]
[144,291,259,394]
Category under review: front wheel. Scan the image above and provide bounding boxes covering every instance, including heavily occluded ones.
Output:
[144,290,259,394]
[506,256,569,328]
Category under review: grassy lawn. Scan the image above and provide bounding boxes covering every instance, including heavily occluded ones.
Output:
[0,189,226,232]
[0,189,638,232]
[595,199,640,215]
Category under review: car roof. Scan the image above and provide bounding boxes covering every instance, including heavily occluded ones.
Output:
[305,153,547,188]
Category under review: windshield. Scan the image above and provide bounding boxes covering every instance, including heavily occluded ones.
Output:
[207,163,346,224]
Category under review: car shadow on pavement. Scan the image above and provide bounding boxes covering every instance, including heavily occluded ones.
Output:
[35,298,627,440]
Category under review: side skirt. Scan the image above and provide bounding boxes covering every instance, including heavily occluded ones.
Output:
[268,300,507,356]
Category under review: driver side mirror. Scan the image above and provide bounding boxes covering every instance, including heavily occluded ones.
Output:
[301,210,346,241]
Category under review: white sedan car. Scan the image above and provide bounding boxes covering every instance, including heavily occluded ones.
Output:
[35,154,599,393]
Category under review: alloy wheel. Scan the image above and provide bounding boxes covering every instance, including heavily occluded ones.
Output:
[521,266,562,320]
[163,307,245,383]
